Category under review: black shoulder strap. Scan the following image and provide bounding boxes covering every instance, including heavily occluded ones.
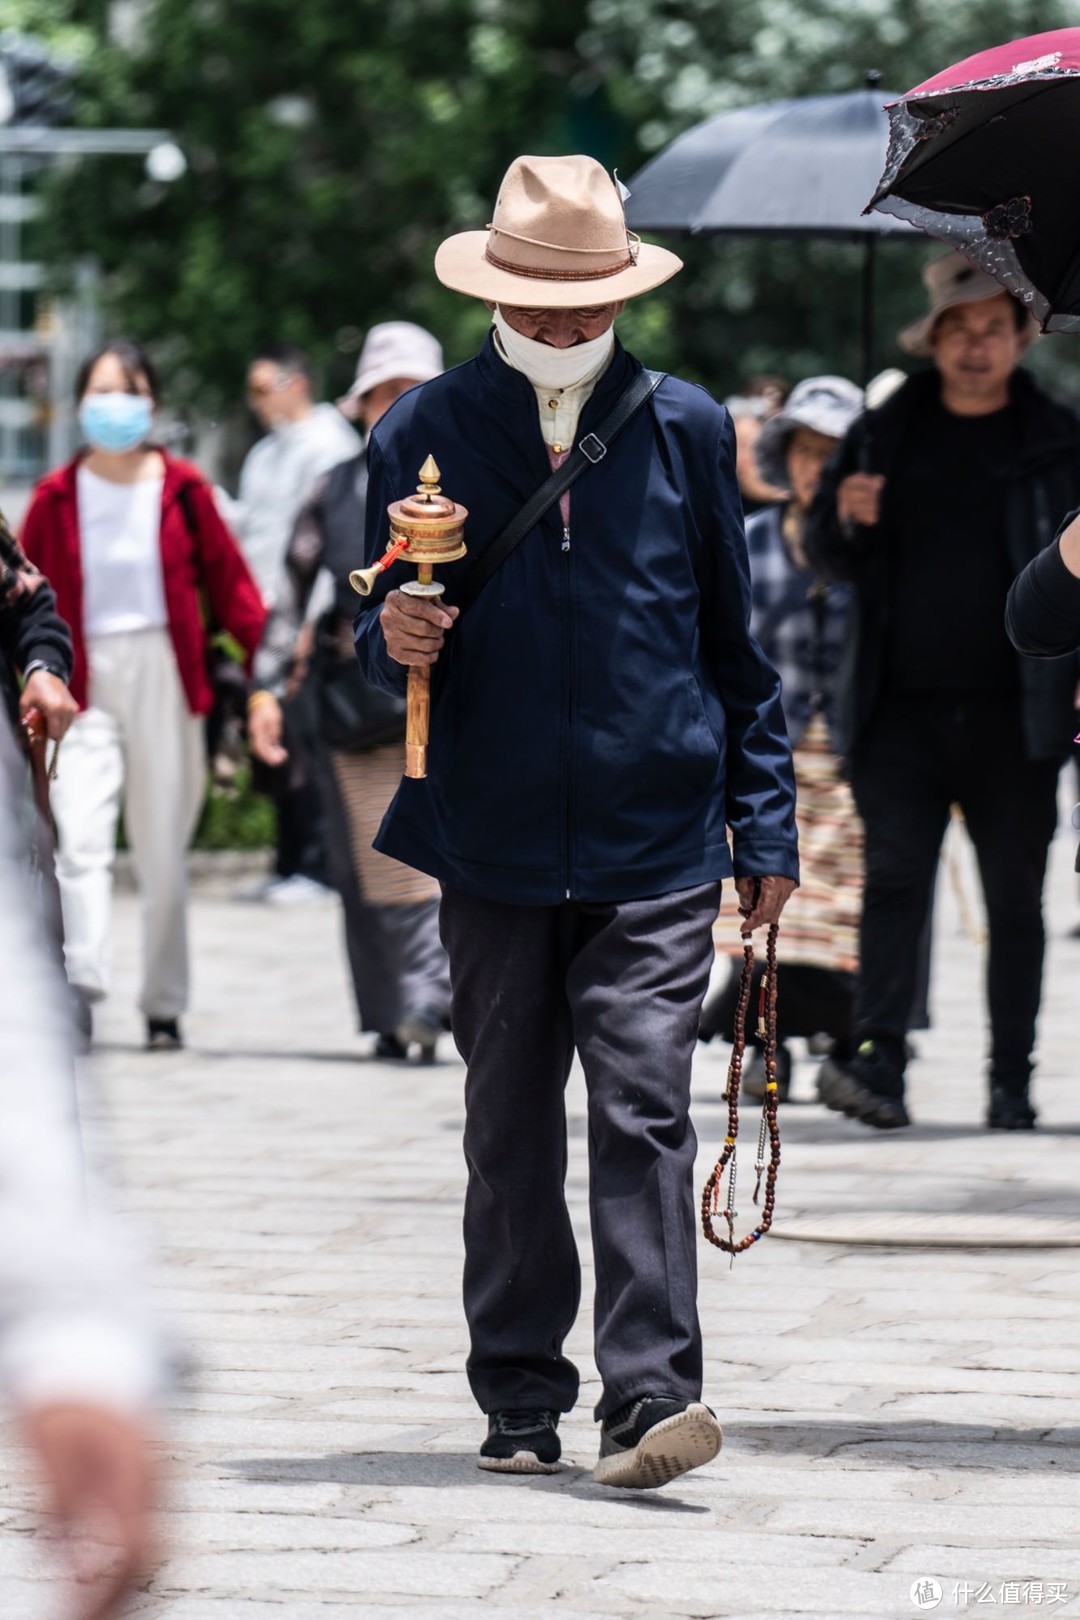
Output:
[456,368,665,614]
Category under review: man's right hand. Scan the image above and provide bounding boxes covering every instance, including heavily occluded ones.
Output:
[380,589,459,668]
[837,472,885,528]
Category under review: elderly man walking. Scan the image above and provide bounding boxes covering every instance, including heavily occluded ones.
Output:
[355,155,798,1488]
[807,251,1080,1133]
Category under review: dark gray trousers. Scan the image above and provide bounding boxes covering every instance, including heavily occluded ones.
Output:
[439,880,721,1421]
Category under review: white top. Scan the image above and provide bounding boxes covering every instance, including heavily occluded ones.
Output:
[231,403,361,606]
[78,465,168,638]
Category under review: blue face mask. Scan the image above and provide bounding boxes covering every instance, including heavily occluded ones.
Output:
[78,392,154,453]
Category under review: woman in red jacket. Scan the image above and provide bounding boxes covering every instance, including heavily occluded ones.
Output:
[22,340,266,1051]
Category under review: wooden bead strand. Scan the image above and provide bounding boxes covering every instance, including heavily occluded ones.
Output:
[701,922,782,1257]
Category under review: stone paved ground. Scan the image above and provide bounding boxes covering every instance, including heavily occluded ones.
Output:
[2,822,1080,1620]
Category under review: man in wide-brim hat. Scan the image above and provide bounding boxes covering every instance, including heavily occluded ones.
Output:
[806,249,1080,1135]
[355,154,798,1488]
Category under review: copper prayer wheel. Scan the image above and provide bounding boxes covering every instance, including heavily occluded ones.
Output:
[350,457,468,779]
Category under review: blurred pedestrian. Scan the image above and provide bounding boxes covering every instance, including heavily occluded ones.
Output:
[726,375,791,516]
[21,340,266,1052]
[355,155,797,1486]
[700,376,863,1099]
[230,343,361,904]
[807,251,1080,1130]
[248,322,451,1060]
[0,720,164,1620]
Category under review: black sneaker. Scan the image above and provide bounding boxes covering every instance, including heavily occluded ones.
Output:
[816,1045,910,1130]
[478,1409,561,1474]
[742,1043,792,1103]
[594,1396,722,1490]
[373,1033,409,1061]
[146,1018,183,1052]
[988,1086,1037,1131]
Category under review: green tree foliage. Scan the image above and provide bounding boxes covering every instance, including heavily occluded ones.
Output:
[29,0,1080,406]
[36,0,644,407]
[582,0,1077,393]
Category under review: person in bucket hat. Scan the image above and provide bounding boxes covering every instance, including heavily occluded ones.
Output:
[249,321,452,1062]
[354,154,799,1487]
[806,248,1080,1134]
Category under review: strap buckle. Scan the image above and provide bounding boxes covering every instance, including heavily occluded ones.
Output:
[579,433,607,464]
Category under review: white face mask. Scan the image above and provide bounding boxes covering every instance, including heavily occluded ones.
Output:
[492,308,615,391]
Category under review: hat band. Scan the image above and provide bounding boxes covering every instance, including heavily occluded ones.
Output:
[484,243,636,282]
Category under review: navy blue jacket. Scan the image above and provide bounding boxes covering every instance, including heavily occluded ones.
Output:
[354,334,798,906]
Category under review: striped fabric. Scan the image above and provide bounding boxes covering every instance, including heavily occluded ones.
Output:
[330,744,440,907]
[718,713,863,973]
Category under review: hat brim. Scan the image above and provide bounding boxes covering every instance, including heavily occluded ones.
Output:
[899,282,1040,357]
[434,231,683,306]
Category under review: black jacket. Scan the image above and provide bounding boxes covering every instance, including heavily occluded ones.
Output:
[1006,527,1080,657]
[805,367,1080,763]
[0,522,73,732]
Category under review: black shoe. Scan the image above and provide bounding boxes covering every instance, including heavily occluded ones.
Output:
[988,1087,1037,1131]
[395,1006,443,1063]
[146,1018,182,1052]
[478,1410,561,1474]
[594,1396,722,1490]
[742,1043,791,1103]
[373,1033,409,1061]
[817,1045,910,1130]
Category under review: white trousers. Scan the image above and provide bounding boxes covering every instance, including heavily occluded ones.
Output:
[52,628,206,1019]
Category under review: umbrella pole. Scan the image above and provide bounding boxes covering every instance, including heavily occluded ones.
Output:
[860,235,877,386]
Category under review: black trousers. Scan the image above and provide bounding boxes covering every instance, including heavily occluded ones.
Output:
[439,880,721,1422]
[850,694,1059,1092]
[700,959,854,1050]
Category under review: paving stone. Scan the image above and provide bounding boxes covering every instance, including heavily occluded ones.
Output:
[1,826,1076,1616]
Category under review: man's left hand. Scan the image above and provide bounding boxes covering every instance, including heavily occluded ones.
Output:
[735,875,797,934]
[20,669,78,742]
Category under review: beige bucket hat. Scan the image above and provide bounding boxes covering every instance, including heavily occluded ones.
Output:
[435,154,683,308]
[338,322,443,419]
[899,250,1038,356]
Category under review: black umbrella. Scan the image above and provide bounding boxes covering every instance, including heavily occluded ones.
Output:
[867,29,1080,334]
[624,78,922,382]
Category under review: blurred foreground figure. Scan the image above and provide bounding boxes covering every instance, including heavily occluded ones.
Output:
[0,726,163,1619]
[807,251,1080,1131]
[0,517,77,749]
[700,376,864,1098]
[355,155,798,1487]
[248,323,451,1059]
[22,340,266,1052]
[1007,506,1080,656]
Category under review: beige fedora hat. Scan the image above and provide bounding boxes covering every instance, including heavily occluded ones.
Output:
[899,250,1038,356]
[435,154,683,308]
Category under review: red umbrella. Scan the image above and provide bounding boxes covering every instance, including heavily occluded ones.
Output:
[867,29,1080,333]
